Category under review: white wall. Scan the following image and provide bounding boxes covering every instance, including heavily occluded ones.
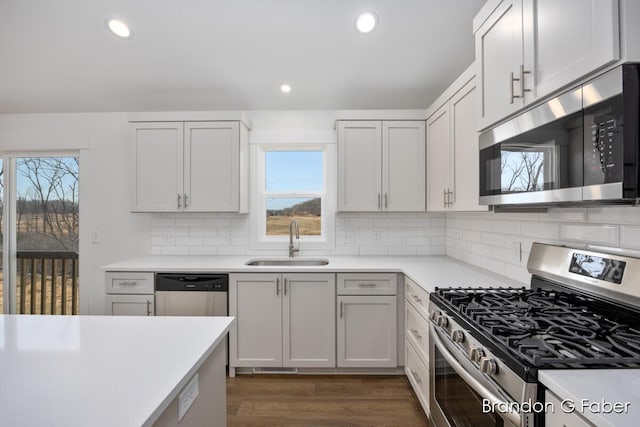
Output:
[446,207,640,284]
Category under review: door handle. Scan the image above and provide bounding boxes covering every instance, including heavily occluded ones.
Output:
[339,301,344,318]
[183,193,188,207]
[510,71,521,104]
[276,278,280,296]
[384,193,388,209]
[520,64,531,98]
[378,193,381,209]
[284,278,288,296]
[146,300,152,316]
[177,193,182,208]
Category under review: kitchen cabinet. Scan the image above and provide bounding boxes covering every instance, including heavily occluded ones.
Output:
[337,121,425,212]
[545,390,594,427]
[105,272,155,316]
[427,71,486,212]
[474,0,619,130]
[130,120,249,212]
[229,273,336,369]
[336,273,397,368]
[405,276,430,416]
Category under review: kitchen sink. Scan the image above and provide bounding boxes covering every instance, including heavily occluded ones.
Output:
[245,258,329,266]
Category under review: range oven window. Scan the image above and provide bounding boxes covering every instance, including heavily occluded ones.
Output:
[480,112,583,197]
[434,346,504,427]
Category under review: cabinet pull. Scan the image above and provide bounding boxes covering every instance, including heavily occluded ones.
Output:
[510,71,521,104]
[284,278,288,295]
[411,294,423,303]
[443,189,447,207]
[276,278,280,296]
[520,64,531,98]
[410,329,422,340]
[378,193,381,209]
[384,193,388,209]
[446,189,453,207]
[183,193,188,207]
[340,301,344,318]
[411,369,422,384]
[177,193,182,208]
[146,300,152,316]
[118,281,137,286]
[358,283,378,288]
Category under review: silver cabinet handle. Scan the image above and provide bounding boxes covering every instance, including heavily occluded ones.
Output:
[520,64,531,98]
[377,193,381,209]
[410,329,422,340]
[276,278,280,296]
[183,193,188,207]
[358,283,377,288]
[384,193,388,209]
[119,281,137,286]
[146,299,152,316]
[410,369,422,384]
[177,193,182,208]
[284,278,288,295]
[411,294,423,303]
[340,301,344,318]
[443,189,447,207]
[446,189,453,207]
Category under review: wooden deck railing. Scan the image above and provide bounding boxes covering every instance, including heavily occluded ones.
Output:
[17,251,79,315]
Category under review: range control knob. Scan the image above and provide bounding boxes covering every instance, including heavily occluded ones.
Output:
[436,315,449,328]
[469,346,485,362]
[479,357,498,375]
[451,330,465,343]
[430,311,441,322]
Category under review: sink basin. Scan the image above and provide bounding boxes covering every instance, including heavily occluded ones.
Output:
[245,258,329,266]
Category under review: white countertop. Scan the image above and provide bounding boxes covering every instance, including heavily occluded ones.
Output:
[102,255,522,292]
[540,369,640,427]
[0,314,234,427]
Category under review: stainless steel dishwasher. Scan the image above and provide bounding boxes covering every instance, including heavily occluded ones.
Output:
[155,273,228,316]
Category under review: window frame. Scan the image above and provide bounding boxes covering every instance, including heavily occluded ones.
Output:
[250,143,336,252]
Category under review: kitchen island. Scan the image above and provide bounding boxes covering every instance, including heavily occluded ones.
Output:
[0,314,234,427]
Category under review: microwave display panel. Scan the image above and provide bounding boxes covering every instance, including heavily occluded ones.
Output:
[583,95,624,186]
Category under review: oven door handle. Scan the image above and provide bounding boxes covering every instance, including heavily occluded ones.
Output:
[431,324,522,427]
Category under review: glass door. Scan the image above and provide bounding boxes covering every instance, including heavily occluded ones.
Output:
[2,155,79,314]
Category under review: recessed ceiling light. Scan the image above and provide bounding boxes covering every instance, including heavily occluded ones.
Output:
[356,12,377,33]
[280,84,292,93]
[107,19,132,39]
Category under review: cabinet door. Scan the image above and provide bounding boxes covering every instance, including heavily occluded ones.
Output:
[382,121,426,211]
[105,295,154,316]
[337,121,382,211]
[184,121,240,212]
[426,104,451,212]
[450,79,487,212]
[282,273,336,368]
[131,122,184,212]
[524,0,619,101]
[337,295,397,368]
[475,0,525,130]
[229,273,282,367]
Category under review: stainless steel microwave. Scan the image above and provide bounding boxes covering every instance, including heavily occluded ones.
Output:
[479,64,640,206]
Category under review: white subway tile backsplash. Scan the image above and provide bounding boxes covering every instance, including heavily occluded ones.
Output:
[620,225,640,250]
[539,208,586,223]
[481,232,506,247]
[560,224,619,246]
[175,217,205,227]
[520,222,560,240]
[587,207,640,225]
[494,221,520,235]
[471,219,493,232]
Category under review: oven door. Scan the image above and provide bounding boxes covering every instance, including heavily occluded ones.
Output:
[429,324,522,427]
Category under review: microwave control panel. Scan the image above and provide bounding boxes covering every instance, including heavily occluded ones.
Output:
[584,97,624,185]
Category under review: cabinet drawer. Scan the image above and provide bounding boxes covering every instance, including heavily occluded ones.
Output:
[405,302,429,362]
[405,276,429,319]
[405,338,430,416]
[545,391,594,427]
[105,272,154,294]
[337,273,397,295]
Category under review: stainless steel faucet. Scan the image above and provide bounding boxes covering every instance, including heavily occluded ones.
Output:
[289,219,300,258]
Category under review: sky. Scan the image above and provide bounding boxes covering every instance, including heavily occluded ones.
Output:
[265,151,323,210]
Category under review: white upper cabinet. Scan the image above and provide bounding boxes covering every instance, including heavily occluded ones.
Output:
[427,68,487,212]
[131,120,249,213]
[474,0,620,130]
[338,120,425,212]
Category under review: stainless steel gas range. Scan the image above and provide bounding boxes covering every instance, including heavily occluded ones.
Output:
[429,243,640,427]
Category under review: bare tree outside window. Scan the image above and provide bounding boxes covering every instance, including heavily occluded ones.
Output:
[501,151,546,193]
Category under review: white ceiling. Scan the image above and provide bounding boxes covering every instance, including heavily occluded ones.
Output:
[0,0,485,114]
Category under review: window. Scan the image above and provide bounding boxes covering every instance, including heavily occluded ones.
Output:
[251,144,336,251]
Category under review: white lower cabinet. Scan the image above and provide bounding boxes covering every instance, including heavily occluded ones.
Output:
[336,273,397,368]
[229,273,336,369]
[545,390,594,427]
[105,272,154,316]
[405,278,430,416]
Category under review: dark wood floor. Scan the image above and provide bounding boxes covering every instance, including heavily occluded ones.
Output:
[227,374,432,426]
